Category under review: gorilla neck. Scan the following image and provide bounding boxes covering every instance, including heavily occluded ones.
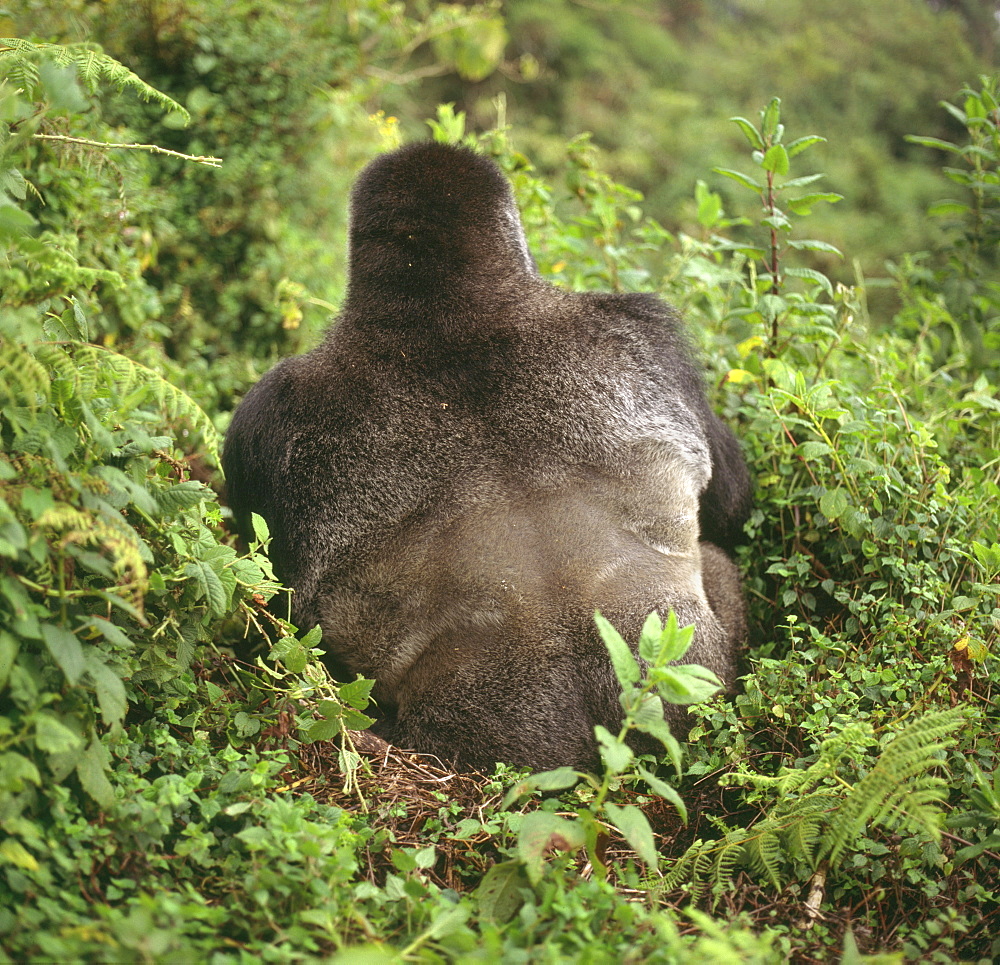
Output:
[344,247,535,318]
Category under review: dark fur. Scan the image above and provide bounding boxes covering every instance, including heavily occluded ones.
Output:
[223,143,752,771]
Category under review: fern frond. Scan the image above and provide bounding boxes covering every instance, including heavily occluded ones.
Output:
[0,38,189,121]
[0,338,51,412]
[41,343,221,464]
[742,824,785,891]
[37,503,149,610]
[823,707,965,868]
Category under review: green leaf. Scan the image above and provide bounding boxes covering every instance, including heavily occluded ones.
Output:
[305,717,342,742]
[729,116,764,151]
[156,481,212,514]
[503,767,580,807]
[762,144,789,176]
[603,802,658,868]
[0,838,39,871]
[786,134,826,158]
[41,623,86,685]
[905,134,964,154]
[340,676,375,710]
[34,713,84,754]
[76,738,115,807]
[761,97,782,139]
[251,512,270,544]
[713,167,763,192]
[596,724,633,775]
[636,765,688,823]
[86,656,128,730]
[786,238,843,256]
[517,810,586,884]
[787,192,843,215]
[594,611,640,687]
[185,558,229,618]
[820,488,850,521]
[475,860,527,924]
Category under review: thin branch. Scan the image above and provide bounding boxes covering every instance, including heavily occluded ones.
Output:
[33,132,222,167]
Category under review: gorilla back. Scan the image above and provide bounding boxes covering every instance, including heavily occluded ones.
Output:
[223,142,751,770]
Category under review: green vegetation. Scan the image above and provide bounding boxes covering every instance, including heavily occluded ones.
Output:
[2,2,999,961]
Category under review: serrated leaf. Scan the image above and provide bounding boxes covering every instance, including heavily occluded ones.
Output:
[185,558,228,618]
[340,676,375,709]
[594,611,640,687]
[86,656,127,730]
[502,767,580,808]
[156,481,211,514]
[251,512,270,544]
[305,717,342,742]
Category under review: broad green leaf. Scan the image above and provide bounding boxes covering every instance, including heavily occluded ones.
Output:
[34,713,84,754]
[185,558,229,618]
[517,810,585,884]
[41,623,85,684]
[475,860,527,924]
[596,724,633,775]
[502,767,580,808]
[251,512,270,544]
[76,738,115,807]
[797,440,832,460]
[820,487,850,520]
[340,676,375,709]
[0,838,39,871]
[603,802,658,868]
[305,717,342,742]
[85,656,127,729]
[594,610,640,687]
[762,144,789,176]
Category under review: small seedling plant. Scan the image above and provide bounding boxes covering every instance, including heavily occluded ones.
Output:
[499,611,722,885]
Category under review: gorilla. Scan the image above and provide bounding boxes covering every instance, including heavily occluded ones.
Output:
[223,142,751,771]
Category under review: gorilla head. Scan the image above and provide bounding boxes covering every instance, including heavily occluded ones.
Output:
[223,142,751,771]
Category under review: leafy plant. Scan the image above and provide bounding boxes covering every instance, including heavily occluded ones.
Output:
[662,708,966,903]
[499,611,721,886]
[713,97,843,356]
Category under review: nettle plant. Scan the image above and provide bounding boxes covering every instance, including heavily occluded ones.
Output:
[477,611,721,913]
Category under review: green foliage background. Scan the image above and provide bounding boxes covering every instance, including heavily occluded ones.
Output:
[2,1,1000,962]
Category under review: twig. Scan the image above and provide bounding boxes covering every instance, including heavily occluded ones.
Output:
[33,132,222,167]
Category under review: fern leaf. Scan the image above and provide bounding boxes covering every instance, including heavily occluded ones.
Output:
[46,344,220,464]
[823,707,965,868]
[0,338,51,413]
[0,38,189,121]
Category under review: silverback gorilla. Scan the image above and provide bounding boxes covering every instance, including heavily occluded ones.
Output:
[223,142,752,771]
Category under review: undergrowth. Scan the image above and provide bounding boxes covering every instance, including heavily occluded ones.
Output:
[1,26,999,965]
